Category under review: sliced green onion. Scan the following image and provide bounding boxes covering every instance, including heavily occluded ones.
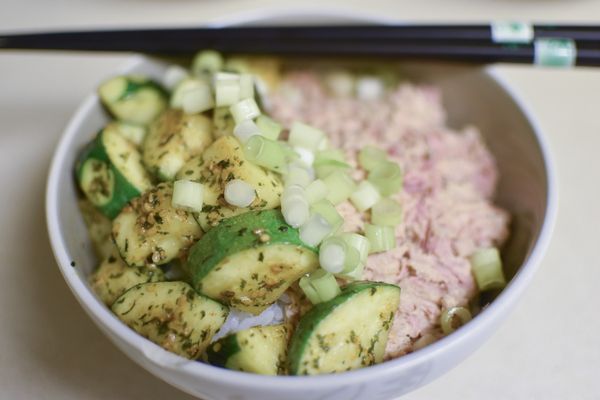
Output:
[224,179,256,208]
[283,164,312,188]
[299,269,341,304]
[172,180,204,212]
[215,79,241,107]
[304,179,329,205]
[255,115,282,141]
[191,50,223,76]
[314,161,350,180]
[289,122,325,152]
[324,70,355,97]
[213,72,239,82]
[230,98,260,124]
[310,199,343,234]
[317,136,329,151]
[171,79,214,112]
[323,171,356,205]
[350,180,381,212]
[278,141,300,163]
[239,73,255,100]
[371,198,403,226]
[368,160,403,196]
[233,120,261,143]
[319,238,346,274]
[282,184,305,203]
[315,148,346,163]
[314,149,350,178]
[244,136,287,173]
[298,277,319,304]
[181,81,215,114]
[440,306,472,334]
[469,247,506,291]
[314,159,351,179]
[299,213,333,247]
[319,237,361,274]
[359,146,388,171]
[293,147,315,168]
[356,76,385,101]
[281,185,309,228]
[336,262,364,281]
[282,197,310,228]
[163,65,189,90]
[365,223,396,253]
[340,233,370,263]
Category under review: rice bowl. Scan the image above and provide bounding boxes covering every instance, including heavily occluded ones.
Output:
[45,19,556,398]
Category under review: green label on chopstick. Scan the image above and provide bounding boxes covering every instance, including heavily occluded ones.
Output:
[491,21,533,44]
[534,38,577,67]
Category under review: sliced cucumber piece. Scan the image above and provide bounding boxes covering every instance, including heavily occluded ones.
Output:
[206,324,289,375]
[112,281,229,359]
[78,199,114,259]
[112,182,202,267]
[76,125,152,219]
[107,121,147,147]
[186,210,319,314]
[191,136,283,230]
[143,109,214,181]
[90,251,165,306]
[288,281,400,375]
[212,107,235,138]
[99,75,168,125]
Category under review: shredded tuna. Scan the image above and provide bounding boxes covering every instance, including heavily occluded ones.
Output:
[270,71,510,358]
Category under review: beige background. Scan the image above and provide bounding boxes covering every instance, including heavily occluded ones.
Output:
[1,0,599,399]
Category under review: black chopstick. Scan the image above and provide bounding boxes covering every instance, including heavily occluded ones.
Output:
[1,24,598,66]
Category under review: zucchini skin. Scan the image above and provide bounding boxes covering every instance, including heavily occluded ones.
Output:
[99,76,168,126]
[186,210,318,314]
[205,324,289,375]
[188,210,315,281]
[205,332,240,367]
[288,281,400,375]
[76,129,147,219]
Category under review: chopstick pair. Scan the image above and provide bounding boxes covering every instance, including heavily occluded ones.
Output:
[1,23,599,67]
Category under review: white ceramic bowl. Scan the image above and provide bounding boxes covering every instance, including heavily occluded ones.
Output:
[45,11,557,400]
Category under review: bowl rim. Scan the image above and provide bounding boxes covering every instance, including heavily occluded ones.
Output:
[45,10,558,393]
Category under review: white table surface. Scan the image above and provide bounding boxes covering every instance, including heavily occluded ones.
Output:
[1,1,599,399]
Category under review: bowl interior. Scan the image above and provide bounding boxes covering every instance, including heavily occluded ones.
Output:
[57,57,549,284]
[47,54,552,399]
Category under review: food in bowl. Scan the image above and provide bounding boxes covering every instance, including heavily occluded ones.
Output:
[75,50,510,376]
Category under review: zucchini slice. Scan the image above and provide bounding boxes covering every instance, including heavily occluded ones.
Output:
[212,107,235,138]
[99,75,168,126]
[186,210,319,314]
[288,281,401,375]
[143,109,214,181]
[192,136,283,230]
[205,324,289,375]
[76,125,152,219]
[106,121,147,147]
[112,281,229,359]
[90,251,165,306]
[78,199,114,259]
[112,182,202,267]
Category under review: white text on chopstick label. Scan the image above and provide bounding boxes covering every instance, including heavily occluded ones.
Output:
[491,21,534,44]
